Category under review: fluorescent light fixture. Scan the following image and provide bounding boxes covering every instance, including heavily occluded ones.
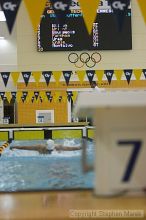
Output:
[0,11,6,22]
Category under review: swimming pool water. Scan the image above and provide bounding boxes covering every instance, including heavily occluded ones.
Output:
[0,139,94,192]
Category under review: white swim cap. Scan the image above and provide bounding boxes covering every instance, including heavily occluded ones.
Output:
[46,139,55,150]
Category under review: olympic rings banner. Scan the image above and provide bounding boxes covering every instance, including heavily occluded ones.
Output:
[0,69,146,88]
[1,0,146,34]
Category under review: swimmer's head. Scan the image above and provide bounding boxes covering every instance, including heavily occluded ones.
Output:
[46,139,55,150]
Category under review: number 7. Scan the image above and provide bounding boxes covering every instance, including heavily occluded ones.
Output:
[118,140,142,182]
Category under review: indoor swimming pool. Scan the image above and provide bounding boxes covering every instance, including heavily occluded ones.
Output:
[0,139,94,192]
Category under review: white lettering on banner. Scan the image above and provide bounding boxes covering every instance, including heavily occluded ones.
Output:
[23,74,29,78]
[3,75,8,78]
[88,73,93,77]
[3,2,17,11]
[54,2,68,11]
[125,72,131,75]
[65,73,70,77]
[112,1,126,11]
[44,74,50,77]
[106,72,112,76]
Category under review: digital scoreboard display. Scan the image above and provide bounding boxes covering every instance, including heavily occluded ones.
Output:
[37,0,132,51]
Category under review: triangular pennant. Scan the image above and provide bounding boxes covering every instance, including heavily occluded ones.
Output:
[49,96,53,103]
[133,69,142,80]
[5,92,12,103]
[95,70,104,83]
[105,70,114,84]
[137,0,146,24]
[16,91,22,103]
[59,96,62,103]
[34,91,39,100]
[26,91,33,103]
[124,69,133,84]
[31,96,35,103]
[54,91,60,103]
[67,91,73,102]
[142,69,146,79]
[0,92,5,100]
[108,0,131,31]
[32,71,41,84]
[11,91,17,100]
[53,71,62,85]
[24,0,47,32]
[22,91,28,101]
[21,96,25,103]
[42,71,52,86]
[39,91,46,102]
[46,91,51,101]
[1,72,10,87]
[76,71,85,83]
[78,0,100,34]
[72,91,78,103]
[0,0,22,33]
[40,96,43,103]
[114,70,123,81]
[86,70,95,84]
[63,71,72,86]
[50,0,72,26]
[11,72,20,86]
[22,72,31,86]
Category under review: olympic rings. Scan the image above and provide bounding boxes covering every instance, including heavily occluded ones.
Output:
[68,52,101,68]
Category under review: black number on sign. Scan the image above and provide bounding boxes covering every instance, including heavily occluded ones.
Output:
[118,140,142,182]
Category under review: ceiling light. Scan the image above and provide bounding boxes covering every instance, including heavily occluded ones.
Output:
[0,11,6,22]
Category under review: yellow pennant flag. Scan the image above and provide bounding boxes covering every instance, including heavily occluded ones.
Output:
[133,69,142,80]
[72,91,78,103]
[11,72,20,86]
[16,91,22,103]
[5,92,12,103]
[95,70,104,83]
[40,91,46,102]
[76,71,85,83]
[27,91,34,103]
[53,71,62,85]
[33,72,41,84]
[62,95,67,103]
[114,70,123,81]
[137,0,146,24]
[24,0,47,32]
[78,0,100,34]
[54,91,60,103]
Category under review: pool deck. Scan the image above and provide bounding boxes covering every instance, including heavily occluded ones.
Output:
[0,190,145,219]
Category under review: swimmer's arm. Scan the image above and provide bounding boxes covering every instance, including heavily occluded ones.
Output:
[54,145,82,151]
[10,145,46,151]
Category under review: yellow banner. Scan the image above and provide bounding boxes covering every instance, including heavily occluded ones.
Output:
[76,71,85,83]
[54,91,60,103]
[33,72,41,84]
[78,0,100,34]
[95,70,104,83]
[72,91,78,103]
[133,69,142,80]
[5,92,12,103]
[24,0,47,32]
[11,72,20,86]
[137,0,146,24]
[114,70,123,81]
[53,71,62,85]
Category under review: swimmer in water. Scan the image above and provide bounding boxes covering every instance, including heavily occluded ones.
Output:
[10,139,82,154]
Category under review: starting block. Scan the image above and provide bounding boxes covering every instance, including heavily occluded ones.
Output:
[74,90,146,196]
